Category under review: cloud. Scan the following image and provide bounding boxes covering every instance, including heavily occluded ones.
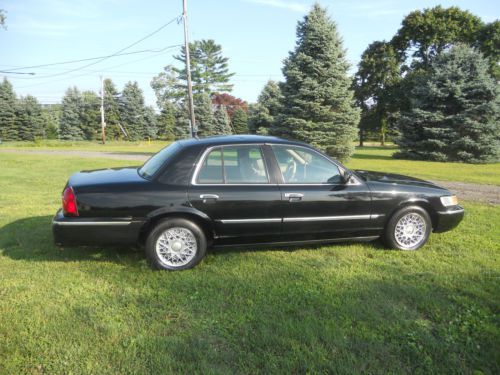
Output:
[244,0,309,13]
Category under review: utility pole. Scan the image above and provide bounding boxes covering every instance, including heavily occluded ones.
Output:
[100,75,106,144]
[182,0,196,137]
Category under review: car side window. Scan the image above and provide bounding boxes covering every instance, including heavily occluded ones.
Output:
[196,145,269,184]
[271,145,341,184]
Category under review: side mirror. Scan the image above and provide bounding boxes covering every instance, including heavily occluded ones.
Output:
[341,170,353,184]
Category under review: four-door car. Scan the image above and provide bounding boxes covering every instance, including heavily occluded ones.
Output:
[53,135,464,270]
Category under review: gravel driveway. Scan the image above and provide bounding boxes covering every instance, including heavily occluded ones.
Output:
[2,149,499,204]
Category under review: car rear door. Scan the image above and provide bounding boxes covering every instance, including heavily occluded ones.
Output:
[269,144,377,241]
[188,144,282,245]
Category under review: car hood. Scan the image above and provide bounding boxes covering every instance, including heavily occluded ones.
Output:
[68,166,146,188]
[354,170,445,190]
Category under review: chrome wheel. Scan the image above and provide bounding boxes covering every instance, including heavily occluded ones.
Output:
[394,213,427,249]
[155,227,197,267]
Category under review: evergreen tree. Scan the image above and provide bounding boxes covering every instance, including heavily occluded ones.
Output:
[59,87,84,140]
[119,81,146,141]
[174,39,234,96]
[143,106,158,139]
[194,93,215,137]
[157,102,176,140]
[173,102,191,140]
[0,78,18,140]
[249,80,283,135]
[16,95,43,141]
[103,79,122,139]
[41,104,60,139]
[231,107,248,134]
[275,4,360,160]
[80,91,100,140]
[395,45,499,163]
[213,106,232,135]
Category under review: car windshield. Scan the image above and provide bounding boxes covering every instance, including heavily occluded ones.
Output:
[138,142,181,179]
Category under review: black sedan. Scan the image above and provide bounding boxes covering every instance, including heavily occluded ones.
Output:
[52,135,464,270]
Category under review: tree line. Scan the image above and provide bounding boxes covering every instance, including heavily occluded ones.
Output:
[0,4,498,163]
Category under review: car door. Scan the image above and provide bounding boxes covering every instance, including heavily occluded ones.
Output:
[269,144,376,241]
[188,144,282,245]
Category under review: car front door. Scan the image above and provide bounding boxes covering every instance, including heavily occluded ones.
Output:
[269,144,376,241]
[188,144,282,245]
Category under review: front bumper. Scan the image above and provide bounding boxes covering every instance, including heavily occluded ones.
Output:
[52,209,144,246]
[434,205,464,233]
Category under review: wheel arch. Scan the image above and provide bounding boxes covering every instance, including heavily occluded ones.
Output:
[138,208,214,246]
[388,199,438,230]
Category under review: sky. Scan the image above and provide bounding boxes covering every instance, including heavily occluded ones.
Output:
[0,0,498,108]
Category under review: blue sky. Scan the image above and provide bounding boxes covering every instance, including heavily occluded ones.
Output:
[0,0,498,107]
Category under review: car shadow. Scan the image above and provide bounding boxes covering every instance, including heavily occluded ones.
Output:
[1,216,386,264]
[0,216,143,265]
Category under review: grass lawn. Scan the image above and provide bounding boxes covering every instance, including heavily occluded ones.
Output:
[0,153,498,374]
[1,140,499,185]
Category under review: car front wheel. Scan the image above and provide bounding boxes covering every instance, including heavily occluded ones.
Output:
[145,218,207,270]
[383,206,432,250]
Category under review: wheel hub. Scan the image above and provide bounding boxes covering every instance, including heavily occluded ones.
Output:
[171,241,183,252]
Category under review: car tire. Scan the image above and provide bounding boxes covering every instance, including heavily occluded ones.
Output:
[145,218,207,270]
[383,206,432,251]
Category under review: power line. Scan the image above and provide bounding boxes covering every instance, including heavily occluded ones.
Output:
[11,14,182,81]
[1,46,181,74]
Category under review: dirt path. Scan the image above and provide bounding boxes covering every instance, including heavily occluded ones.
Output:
[2,149,499,204]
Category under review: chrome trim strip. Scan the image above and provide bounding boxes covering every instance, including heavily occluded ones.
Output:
[54,221,132,226]
[438,208,464,215]
[219,218,282,224]
[283,214,371,222]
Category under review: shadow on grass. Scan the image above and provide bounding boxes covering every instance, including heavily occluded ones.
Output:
[1,216,385,263]
[0,215,143,264]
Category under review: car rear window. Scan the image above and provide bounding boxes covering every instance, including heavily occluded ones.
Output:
[138,142,181,179]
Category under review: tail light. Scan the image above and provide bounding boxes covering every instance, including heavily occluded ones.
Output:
[62,186,79,216]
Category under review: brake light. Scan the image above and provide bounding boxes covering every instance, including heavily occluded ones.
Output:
[62,186,79,216]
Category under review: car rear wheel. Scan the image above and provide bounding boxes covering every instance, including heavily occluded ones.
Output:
[145,218,207,270]
[383,206,431,250]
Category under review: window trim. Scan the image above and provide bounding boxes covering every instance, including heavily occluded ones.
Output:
[191,144,273,186]
[268,143,362,186]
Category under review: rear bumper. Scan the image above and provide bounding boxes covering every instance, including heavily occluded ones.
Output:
[52,209,144,246]
[434,206,464,233]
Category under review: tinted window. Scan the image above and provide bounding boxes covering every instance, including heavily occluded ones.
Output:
[196,145,269,184]
[139,142,181,179]
[271,145,341,184]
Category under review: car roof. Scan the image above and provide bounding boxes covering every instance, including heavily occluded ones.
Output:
[178,135,309,148]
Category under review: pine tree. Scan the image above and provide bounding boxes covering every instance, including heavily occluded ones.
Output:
[119,81,146,141]
[173,102,191,140]
[0,78,18,141]
[16,95,43,141]
[249,80,283,134]
[231,108,248,134]
[213,106,232,135]
[194,93,215,137]
[143,106,158,139]
[103,79,122,139]
[59,87,84,140]
[275,4,360,161]
[174,39,234,96]
[80,91,100,140]
[157,102,176,140]
[41,104,60,139]
[395,44,499,163]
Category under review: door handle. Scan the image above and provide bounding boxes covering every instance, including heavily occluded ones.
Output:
[284,193,304,202]
[200,194,219,203]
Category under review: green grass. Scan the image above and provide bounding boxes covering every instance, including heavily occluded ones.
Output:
[0,153,499,374]
[1,140,499,185]
[347,147,500,185]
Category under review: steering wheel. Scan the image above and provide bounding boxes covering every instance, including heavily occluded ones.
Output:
[283,160,297,182]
